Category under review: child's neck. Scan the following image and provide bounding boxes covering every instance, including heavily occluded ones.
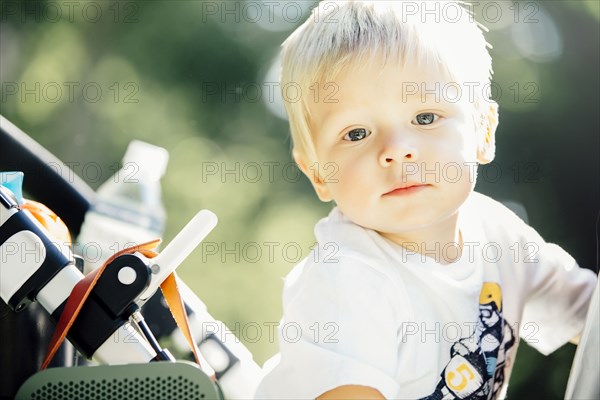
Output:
[380,212,463,266]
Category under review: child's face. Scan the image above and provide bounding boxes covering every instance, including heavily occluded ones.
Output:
[299,59,496,236]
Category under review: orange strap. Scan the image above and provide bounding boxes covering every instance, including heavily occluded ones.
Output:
[159,272,203,367]
[41,239,202,370]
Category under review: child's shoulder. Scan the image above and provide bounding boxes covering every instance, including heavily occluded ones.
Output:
[465,191,528,225]
[466,191,520,214]
[282,208,404,301]
[283,242,397,295]
[464,191,540,243]
[313,207,393,265]
[281,240,409,325]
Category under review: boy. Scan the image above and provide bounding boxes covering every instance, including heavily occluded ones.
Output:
[256,1,597,399]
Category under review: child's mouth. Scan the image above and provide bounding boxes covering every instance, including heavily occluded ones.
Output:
[383,184,431,196]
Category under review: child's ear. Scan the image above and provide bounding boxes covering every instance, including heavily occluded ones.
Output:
[293,149,333,202]
[477,102,498,165]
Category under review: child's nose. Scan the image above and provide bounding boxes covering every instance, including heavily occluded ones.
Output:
[379,138,419,167]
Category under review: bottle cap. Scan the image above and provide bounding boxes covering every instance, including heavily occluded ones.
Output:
[0,171,24,204]
[123,140,169,181]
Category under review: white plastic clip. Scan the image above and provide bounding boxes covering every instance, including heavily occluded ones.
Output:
[136,210,218,303]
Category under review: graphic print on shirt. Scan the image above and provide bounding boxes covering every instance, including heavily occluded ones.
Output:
[420,282,516,400]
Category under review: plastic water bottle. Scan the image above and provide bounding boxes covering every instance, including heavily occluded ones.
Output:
[77,140,169,273]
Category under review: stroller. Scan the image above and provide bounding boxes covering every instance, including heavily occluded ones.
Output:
[0,115,261,399]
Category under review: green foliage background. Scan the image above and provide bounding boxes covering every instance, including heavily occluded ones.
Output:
[1,1,598,398]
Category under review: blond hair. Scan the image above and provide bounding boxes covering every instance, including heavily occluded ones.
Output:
[279,0,494,164]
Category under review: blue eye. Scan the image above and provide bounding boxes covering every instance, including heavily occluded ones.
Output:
[413,113,439,125]
[343,128,371,141]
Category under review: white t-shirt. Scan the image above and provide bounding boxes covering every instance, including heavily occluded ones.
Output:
[255,192,597,399]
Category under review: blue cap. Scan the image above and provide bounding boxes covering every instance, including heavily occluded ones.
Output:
[0,171,25,204]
